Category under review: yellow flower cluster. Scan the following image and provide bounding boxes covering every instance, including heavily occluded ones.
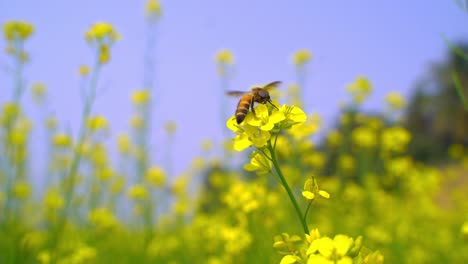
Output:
[3,20,34,41]
[302,178,330,201]
[85,22,120,64]
[292,49,312,67]
[346,76,373,105]
[145,166,166,187]
[227,102,307,151]
[381,126,411,153]
[132,89,151,106]
[385,91,406,110]
[215,49,235,65]
[145,0,162,19]
[88,207,119,230]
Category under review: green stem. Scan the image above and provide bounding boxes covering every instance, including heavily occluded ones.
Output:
[267,141,309,234]
[303,202,312,222]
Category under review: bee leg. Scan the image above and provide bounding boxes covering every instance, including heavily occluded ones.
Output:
[250,97,256,117]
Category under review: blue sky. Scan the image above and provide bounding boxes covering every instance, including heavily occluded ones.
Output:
[1,0,468,177]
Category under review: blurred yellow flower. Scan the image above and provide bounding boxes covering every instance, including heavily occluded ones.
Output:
[37,251,51,264]
[172,175,189,196]
[86,115,108,131]
[45,116,57,130]
[462,221,468,240]
[326,130,342,147]
[165,121,177,135]
[448,144,464,159]
[352,126,377,148]
[215,49,234,65]
[146,0,162,19]
[13,181,31,199]
[385,91,406,110]
[244,151,272,175]
[85,22,119,42]
[3,20,34,41]
[145,166,166,187]
[346,76,372,105]
[88,207,119,230]
[338,155,355,173]
[381,126,411,153]
[130,115,145,129]
[110,175,125,194]
[78,65,90,76]
[128,184,149,200]
[292,49,312,66]
[44,190,64,210]
[70,245,97,263]
[117,133,131,154]
[53,133,72,147]
[96,167,114,181]
[31,82,46,103]
[201,139,214,152]
[132,89,150,105]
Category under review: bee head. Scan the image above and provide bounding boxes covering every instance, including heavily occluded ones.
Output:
[255,88,270,103]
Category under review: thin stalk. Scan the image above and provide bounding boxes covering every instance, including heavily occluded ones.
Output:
[303,202,312,222]
[267,141,309,234]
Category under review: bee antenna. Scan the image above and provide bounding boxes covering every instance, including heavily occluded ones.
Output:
[268,100,279,110]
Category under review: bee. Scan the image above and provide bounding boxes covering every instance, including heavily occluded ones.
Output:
[227,81,281,124]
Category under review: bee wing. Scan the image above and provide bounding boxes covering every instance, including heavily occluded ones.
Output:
[226,91,247,97]
[262,81,282,91]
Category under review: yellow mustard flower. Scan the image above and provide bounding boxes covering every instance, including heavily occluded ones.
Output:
[128,184,149,200]
[96,167,114,181]
[346,76,372,105]
[132,89,150,105]
[3,20,34,41]
[352,126,377,148]
[70,245,97,263]
[31,83,46,103]
[245,104,285,131]
[85,22,120,43]
[86,115,108,131]
[110,175,125,195]
[223,182,264,213]
[462,221,468,239]
[302,178,330,201]
[448,144,464,159]
[201,139,214,151]
[44,190,64,210]
[385,91,406,110]
[88,207,119,230]
[280,255,300,264]
[165,121,177,135]
[37,251,51,264]
[227,102,307,151]
[215,49,234,65]
[146,0,162,19]
[145,166,166,187]
[244,151,272,175]
[338,155,355,173]
[53,133,72,147]
[117,133,131,154]
[306,235,354,263]
[130,115,145,129]
[292,49,312,66]
[381,126,411,153]
[13,181,31,199]
[78,65,90,76]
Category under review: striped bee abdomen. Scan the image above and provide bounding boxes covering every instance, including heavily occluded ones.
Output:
[235,93,253,124]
